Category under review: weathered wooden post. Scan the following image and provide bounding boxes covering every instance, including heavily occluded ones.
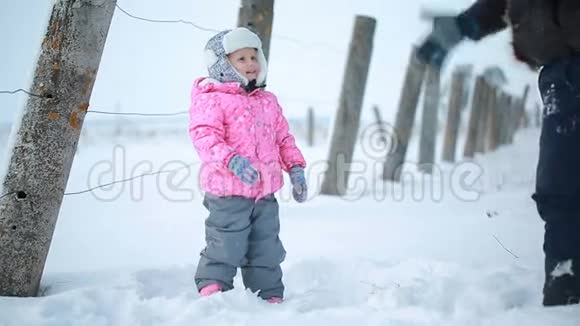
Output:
[508,96,521,144]
[238,0,274,61]
[463,75,486,158]
[0,0,117,297]
[418,65,441,173]
[499,93,513,146]
[372,105,387,145]
[382,49,427,181]
[515,85,530,130]
[442,66,470,162]
[475,78,491,154]
[487,86,501,151]
[320,16,376,196]
[307,107,315,147]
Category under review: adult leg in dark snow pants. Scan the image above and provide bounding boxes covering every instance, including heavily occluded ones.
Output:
[194,194,286,299]
[532,55,580,306]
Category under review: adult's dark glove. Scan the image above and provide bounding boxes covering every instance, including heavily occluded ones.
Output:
[417,14,464,67]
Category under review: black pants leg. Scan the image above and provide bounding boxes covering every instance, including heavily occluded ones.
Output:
[532,56,580,306]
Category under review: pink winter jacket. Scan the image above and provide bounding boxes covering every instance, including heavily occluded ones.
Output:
[189,77,306,199]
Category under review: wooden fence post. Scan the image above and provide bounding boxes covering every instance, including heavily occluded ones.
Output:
[372,105,387,144]
[307,107,315,147]
[463,75,486,158]
[238,0,274,61]
[475,78,492,154]
[418,65,441,173]
[508,96,521,144]
[515,85,530,130]
[0,0,116,297]
[320,16,376,196]
[442,67,470,163]
[382,49,427,181]
[499,94,513,146]
[487,86,501,151]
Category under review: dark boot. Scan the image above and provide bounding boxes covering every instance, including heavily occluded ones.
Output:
[543,257,580,306]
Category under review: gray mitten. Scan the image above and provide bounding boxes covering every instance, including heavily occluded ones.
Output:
[228,155,259,185]
[289,167,307,203]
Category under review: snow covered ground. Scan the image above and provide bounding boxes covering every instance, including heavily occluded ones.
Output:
[1,126,579,326]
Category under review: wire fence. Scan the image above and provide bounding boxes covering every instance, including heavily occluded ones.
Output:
[115,4,221,32]
[0,163,196,199]
[114,4,344,54]
[0,94,334,117]
[0,192,17,201]
[0,4,340,118]
[0,89,46,98]
[0,2,338,199]
[87,110,189,117]
[62,162,196,196]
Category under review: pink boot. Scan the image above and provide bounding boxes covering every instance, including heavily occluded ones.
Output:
[199,283,222,297]
[265,297,283,304]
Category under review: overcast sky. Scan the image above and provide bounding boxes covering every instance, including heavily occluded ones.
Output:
[0,0,538,126]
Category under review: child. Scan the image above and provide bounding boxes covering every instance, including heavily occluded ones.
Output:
[189,27,307,303]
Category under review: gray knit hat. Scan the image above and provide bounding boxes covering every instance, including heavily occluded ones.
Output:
[204,27,268,86]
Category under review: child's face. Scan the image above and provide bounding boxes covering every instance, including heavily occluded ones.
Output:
[227,47,261,82]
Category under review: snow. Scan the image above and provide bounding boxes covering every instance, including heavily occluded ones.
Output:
[551,260,574,278]
[1,127,579,325]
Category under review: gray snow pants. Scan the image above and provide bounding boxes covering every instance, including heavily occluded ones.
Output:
[194,194,286,299]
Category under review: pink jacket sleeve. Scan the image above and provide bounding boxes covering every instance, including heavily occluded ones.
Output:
[189,93,236,169]
[275,104,306,172]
